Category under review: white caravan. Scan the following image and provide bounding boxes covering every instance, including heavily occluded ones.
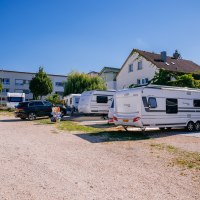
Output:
[78,90,115,114]
[64,94,81,110]
[6,92,25,108]
[113,85,200,131]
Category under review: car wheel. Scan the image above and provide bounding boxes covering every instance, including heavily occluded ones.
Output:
[195,121,200,131]
[159,127,165,131]
[186,121,194,132]
[28,113,36,121]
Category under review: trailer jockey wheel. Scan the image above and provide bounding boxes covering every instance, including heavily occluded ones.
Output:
[186,121,194,132]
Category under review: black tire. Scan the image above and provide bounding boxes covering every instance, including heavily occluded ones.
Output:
[195,121,200,131]
[159,127,165,131]
[166,127,172,130]
[28,112,36,121]
[186,121,194,132]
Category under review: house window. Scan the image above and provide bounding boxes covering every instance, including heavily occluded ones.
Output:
[97,96,108,103]
[148,97,157,108]
[0,78,10,85]
[138,61,142,70]
[142,79,145,85]
[15,79,26,86]
[128,64,133,72]
[145,78,149,84]
[55,82,64,87]
[137,79,141,85]
[166,98,178,114]
[23,90,30,94]
[2,88,9,93]
[194,100,200,107]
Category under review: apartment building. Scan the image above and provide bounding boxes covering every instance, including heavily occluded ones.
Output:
[0,70,67,104]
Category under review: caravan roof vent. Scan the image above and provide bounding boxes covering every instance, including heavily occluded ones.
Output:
[165,62,170,66]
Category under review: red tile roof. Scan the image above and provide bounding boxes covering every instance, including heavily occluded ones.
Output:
[135,49,200,73]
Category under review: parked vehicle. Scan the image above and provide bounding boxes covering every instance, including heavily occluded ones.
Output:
[6,92,25,108]
[78,90,115,114]
[64,94,81,112]
[113,85,200,132]
[15,100,52,120]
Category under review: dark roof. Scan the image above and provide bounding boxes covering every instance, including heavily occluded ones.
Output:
[136,49,200,73]
[99,66,120,75]
[1,69,67,77]
[117,49,200,77]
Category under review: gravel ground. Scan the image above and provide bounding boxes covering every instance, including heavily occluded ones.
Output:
[0,115,200,200]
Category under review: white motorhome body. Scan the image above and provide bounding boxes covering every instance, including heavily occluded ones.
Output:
[78,90,115,114]
[6,92,25,108]
[64,94,81,110]
[113,85,200,131]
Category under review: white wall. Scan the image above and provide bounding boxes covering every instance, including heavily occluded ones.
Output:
[0,70,67,103]
[116,52,158,90]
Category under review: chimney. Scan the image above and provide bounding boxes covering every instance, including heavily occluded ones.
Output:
[161,51,167,62]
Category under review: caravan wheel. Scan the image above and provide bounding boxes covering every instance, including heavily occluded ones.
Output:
[195,121,200,131]
[186,121,194,132]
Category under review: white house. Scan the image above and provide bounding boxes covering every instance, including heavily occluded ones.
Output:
[99,67,120,90]
[117,49,200,90]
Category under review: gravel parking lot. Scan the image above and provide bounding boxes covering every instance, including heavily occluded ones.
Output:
[0,115,200,200]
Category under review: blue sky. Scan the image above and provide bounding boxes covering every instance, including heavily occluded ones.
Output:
[0,0,200,75]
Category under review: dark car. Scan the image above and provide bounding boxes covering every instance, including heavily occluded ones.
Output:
[15,100,53,120]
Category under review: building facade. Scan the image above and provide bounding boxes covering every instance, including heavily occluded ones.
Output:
[99,67,120,90]
[117,49,200,90]
[0,70,67,104]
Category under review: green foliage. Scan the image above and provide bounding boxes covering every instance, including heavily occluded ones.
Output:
[173,49,182,59]
[170,74,196,88]
[152,69,200,88]
[151,69,174,85]
[64,71,106,95]
[0,82,2,91]
[29,67,53,99]
[46,94,63,104]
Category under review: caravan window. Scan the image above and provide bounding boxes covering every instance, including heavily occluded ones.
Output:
[166,98,178,114]
[148,97,157,108]
[97,96,108,103]
[194,100,200,107]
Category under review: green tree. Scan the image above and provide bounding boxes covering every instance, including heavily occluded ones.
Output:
[29,67,53,99]
[64,72,106,96]
[173,49,182,59]
[151,69,175,85]
[0,81,2,92]
[152,69,200,88]
[45,93,64,105]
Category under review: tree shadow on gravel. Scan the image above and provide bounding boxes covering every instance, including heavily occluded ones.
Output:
[0,119,23,122]
[76,130,150,143]
[76,128,192,143]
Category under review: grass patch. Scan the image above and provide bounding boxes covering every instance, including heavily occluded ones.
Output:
[0,109,14,116]
[58,121,101,132]
[89,131,149,141]
[150,143,200,170]
[37,118,102,133]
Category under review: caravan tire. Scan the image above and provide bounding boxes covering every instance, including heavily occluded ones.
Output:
[186,121,194,132]
[195,121,200,131]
